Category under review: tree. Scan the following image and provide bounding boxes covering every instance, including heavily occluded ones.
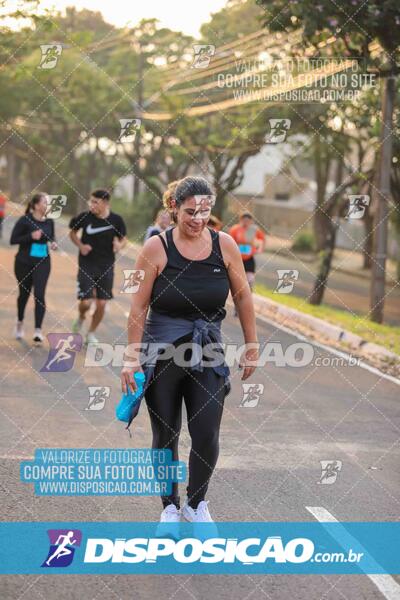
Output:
[389,80,400,280]
[113,19,197,204]
[257,0,400,320]
[176,0,271,217]
[119,1,272,218]
[0,10,155,211]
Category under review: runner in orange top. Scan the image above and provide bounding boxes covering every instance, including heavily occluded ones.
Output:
[229,212,266,298]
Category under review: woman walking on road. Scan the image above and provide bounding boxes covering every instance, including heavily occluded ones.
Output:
[120,176,259,525]
[10,192,57,343]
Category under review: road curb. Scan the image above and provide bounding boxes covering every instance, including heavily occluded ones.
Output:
[249,293,400,365]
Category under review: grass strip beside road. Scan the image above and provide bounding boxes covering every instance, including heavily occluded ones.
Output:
[254,283,400,356]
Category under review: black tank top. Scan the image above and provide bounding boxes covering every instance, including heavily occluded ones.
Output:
[150,226,230,322]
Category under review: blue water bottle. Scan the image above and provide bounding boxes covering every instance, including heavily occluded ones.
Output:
[116,371,146,423]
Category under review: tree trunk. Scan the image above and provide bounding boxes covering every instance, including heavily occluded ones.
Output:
[133,48,144,201]
[6,146,22,200]
[362,208,373,269]
[313,136,330,252]
[309,155,344,305]
[214,184,226,220]
[313,200,328,253]
[309,219,338,305]
[370,73,396,323]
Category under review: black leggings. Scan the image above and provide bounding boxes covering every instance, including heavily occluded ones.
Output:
[145,347,226,510]
[14,258,51,328]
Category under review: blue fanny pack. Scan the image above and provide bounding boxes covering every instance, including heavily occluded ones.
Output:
[30,243,48,258]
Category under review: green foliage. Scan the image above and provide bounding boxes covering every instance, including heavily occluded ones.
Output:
[0,1,272,219]
[111,191,161,240]
[291,231,315,252]
[256,0,400,66]
[201,0,266,42]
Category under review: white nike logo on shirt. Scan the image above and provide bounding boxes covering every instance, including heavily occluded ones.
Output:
[86,224,114,234]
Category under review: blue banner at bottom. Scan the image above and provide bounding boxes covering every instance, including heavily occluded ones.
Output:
[0,522,398,575]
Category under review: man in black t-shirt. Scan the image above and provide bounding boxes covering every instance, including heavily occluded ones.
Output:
[69,189,127,344]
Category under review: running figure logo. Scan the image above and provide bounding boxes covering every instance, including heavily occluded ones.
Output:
[192,195,216,220]
[85,386,110,410]
[346,195,370,220]
[40,333,83,372]
[121,269,145,294]
[266,119,291,143]
[38,44,62,69]
[41,529,82,567]
[275,270,299,294]
[118,118,141,143]
[191,45,215,69]
[318,460,342,485]
[45,195,67,219]
[240,383,264,408]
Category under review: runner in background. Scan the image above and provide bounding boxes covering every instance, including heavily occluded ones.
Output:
[229,212,266,314]
[69,189,127,344]
[0,191,7,239]
[10,192,57,342]
[142,180,178,244]
[144,209,171,242]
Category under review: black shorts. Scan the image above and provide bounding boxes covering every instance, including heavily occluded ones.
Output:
[243,256,256,273]
[77,264,114,300]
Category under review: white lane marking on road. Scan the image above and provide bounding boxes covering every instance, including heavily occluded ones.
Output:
[255,313,400,387]
[306,506,400,600]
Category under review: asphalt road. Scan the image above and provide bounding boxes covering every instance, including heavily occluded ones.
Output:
[0,215,399,599]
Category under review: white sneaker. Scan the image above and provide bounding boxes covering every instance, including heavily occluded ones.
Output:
[156,504,181,539]
[182,500,213,523]
[85,332,99,345]
[181,500,218,538]
[14,321,24,340]
[72,317,84,334]
[33,329,44,343]
[160,503,181,523]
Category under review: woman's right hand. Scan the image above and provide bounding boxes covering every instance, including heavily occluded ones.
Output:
[31,230,42,240]
[120,364,143,395]
[79,243,92,256]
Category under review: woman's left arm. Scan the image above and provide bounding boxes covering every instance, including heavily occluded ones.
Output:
[50,220,58,250]
[219,232,259,379]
